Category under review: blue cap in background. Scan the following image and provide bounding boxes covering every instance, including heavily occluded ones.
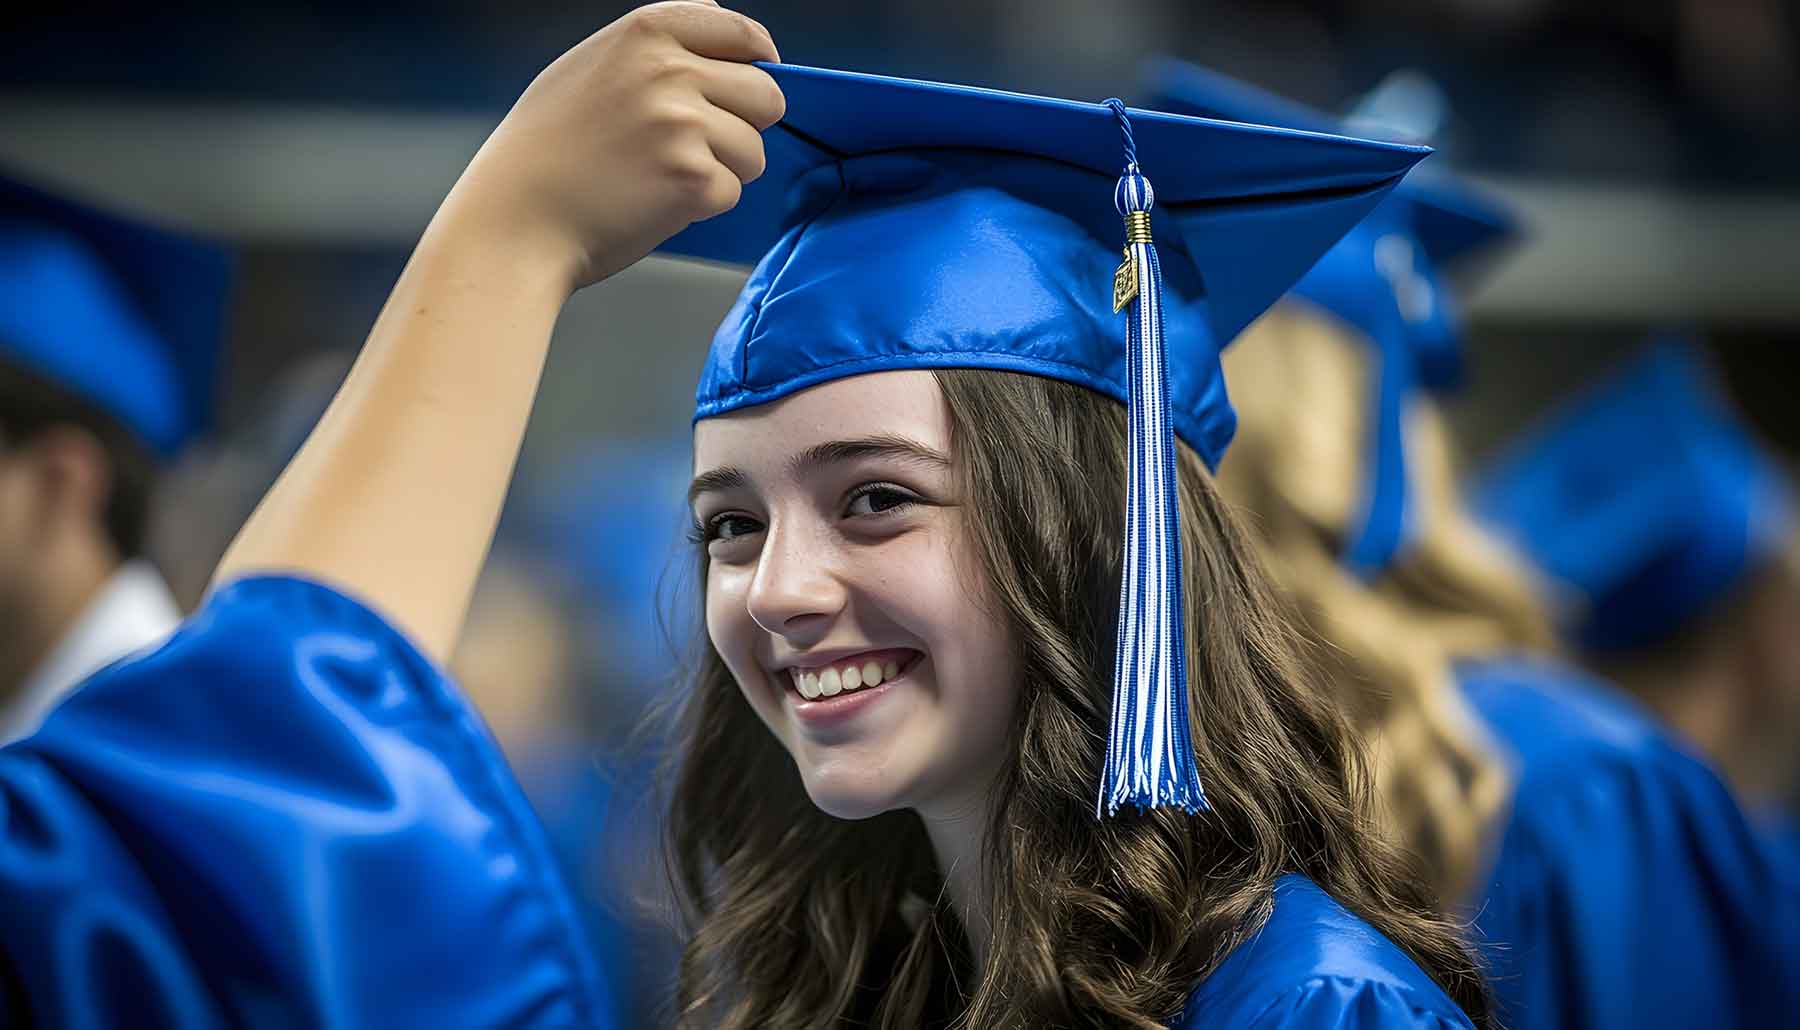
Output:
[0,167,232,456]
[1141,56,1517,574]
[1472,340,1795,654]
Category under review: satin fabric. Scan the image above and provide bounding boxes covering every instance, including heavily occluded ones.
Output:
[671,63,1430,469]
[702,150,1238,468]
[1172,875,1473,1029]
[1278,204,1437,577]
[1758,810,1800,882]
[1138,57,1516,290]
[1142,58,1514,575]
[0,576,616,1028]
[1458,655,1800,1030]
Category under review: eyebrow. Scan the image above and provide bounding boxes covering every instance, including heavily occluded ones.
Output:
[687,434,951,505]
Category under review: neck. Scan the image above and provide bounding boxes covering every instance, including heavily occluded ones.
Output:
[1616,623,1784,805]
[0,536,118,704]
[917,789,994,972]
[1643,666,1740,762]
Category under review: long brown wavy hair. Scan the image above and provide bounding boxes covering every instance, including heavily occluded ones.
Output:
[664,368,1492,1028]
[1217,305,1548,904]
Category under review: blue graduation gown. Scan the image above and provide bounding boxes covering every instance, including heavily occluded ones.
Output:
[1173,876,1474,1029]
[1751,806,1800,879]
[1458,656,1800,1030]
[515,744,678,1025]
[0,575,618,1028]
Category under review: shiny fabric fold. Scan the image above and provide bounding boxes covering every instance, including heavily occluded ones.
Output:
[1142,58,1515,573]
[1458,656,1800,1030]
[0,576,616,1028]
[672,63,1430,471]
[1171,875,1474,1029]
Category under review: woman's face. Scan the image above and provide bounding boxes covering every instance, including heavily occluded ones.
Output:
[691,370,1020,821]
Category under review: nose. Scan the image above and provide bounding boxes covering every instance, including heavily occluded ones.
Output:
[745,519,845,642]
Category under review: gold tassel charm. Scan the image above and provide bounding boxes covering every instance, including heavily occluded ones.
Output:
[1112,209,1153,313]
[1112,249,1139,313]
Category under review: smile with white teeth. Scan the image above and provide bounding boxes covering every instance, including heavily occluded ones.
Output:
[790,656,903,701]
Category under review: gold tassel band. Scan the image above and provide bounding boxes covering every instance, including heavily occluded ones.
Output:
[1123,210,1153,244]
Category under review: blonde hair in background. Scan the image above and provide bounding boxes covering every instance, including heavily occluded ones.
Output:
[1217,304,1512,905]
[1379,397,1558,661]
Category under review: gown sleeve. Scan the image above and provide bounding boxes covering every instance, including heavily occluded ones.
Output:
[1236,978,1475,1030]
[0,575,617,1029]
[1467,671,1800,1030]
[1169,876,1476,1030]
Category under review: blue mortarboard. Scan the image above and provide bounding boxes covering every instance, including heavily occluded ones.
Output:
[0,168,232,456]
[1143,58,1518,577]
[1473,341,1795,654]
[665,64,1429,815]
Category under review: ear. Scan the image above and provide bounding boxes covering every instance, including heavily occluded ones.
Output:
[22,425,115,535]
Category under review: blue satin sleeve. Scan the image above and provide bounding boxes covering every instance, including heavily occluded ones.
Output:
[1461,657,1800,1030]
[0,575,616,1028]
[1755,809,1800,878]
[1232,978,1474,1029]
[1172,876,1474,1029]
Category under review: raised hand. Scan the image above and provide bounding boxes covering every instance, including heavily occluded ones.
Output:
[451,0,786,287]
[216,4,785,659]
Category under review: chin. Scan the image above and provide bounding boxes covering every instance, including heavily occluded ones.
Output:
[798,769,911,821]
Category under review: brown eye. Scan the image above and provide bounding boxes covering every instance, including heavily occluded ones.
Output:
[705,513,763,541]
[846,484,917,517]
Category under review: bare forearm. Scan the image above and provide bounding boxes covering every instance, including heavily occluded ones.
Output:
[212,3,781,662]
[214,195,575,662]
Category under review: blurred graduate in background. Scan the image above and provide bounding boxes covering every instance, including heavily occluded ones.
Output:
[1148,58,1800,1030]
[1474,341,1800,854]
[0,170,227,743]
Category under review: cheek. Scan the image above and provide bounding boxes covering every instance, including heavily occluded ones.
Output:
[899,526,1020,728]
[949,615,1022,741]
[705,565,768,704]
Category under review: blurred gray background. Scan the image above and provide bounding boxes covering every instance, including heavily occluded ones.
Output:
[5,1,1798,487]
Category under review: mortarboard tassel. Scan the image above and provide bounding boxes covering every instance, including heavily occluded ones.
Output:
[1098,99,1207,818]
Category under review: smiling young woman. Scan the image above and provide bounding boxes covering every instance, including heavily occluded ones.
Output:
[2,5,1494,1027]
[670,367,1492,1027]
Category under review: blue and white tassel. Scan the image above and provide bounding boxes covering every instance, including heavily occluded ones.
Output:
[1098,99,1207,818]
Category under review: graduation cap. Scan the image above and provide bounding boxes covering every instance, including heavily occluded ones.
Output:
[666,63,1430,816]
[0,168,232,457]
[1472,341,1795,655]
[1142,58,1517,577]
